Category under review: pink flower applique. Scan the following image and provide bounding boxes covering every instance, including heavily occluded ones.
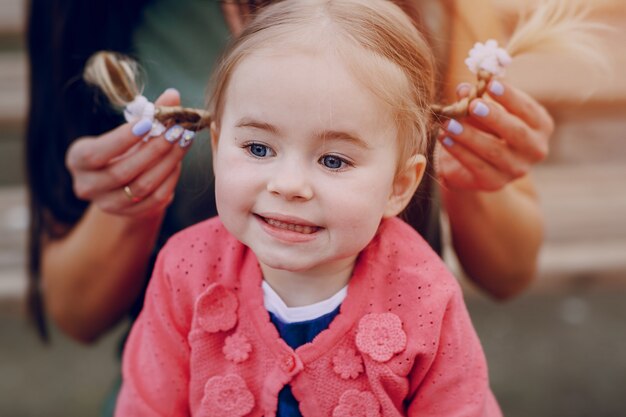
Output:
[201,374,255,417]
[332,389,381,417]
[195,284,238,333]
[355,312,407,362]
[332,348,364,380]
[223,333,252,363]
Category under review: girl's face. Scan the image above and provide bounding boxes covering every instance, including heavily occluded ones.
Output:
[212,49,414,278]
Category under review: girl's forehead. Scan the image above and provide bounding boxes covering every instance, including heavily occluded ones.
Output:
[222,49,398,145]
[228,50,387,113]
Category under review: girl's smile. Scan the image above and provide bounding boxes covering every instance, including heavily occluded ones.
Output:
[255,213,321,242]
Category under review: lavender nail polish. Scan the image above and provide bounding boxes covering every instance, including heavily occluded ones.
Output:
[164,125,184,143]
[132,118,153,136]
[179,130,195,148]
[442,137,455,148]
[489,80,504,96]
[473,102,490,117]
[447,119,464,135]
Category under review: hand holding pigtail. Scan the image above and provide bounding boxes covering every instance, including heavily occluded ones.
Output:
[65,52,211,217]
[84,52,213,134]
[431,0,609,191]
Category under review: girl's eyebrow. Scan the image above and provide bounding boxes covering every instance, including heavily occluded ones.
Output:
[317,130,371,150]
[235,117,279,134]
[235,117,369,149]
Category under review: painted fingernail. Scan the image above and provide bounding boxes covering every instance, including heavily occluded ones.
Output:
[164,87,179,95]
[164,125,184,143]
[456,83,471,96]
[447,119,464,135]
[442,136,455,148]
[131,118,153,136]
[489,80,504,96]
[473,102,490,117]
[179,130,195,148]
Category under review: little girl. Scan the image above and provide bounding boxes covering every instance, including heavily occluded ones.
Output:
[82,0,601,415]
[100,1,501,415]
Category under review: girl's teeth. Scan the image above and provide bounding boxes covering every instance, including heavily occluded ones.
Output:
[266,218,317,234]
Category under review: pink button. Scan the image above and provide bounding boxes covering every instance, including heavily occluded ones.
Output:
[281,355,296,373]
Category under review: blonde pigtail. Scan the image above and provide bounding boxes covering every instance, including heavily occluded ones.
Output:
[431,0,609,119]
[430,69,492,120]
[84,52,143,108]
[83,51,212,132]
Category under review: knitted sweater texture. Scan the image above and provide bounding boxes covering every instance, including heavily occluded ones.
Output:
[115,216,502,417]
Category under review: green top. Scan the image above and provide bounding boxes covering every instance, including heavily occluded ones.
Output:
[134,0,231,231]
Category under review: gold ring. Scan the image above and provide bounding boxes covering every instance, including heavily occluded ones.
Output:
[123,185,141,203]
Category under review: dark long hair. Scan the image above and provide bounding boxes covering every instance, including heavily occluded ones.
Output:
[25,0,149,340]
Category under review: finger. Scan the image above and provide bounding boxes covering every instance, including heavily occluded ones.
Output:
[120,163,182,217]
[124,143,187,200]
[67,88,181,172]
[441,120,529,180]
[438,135,510,192]
[93,161,180,216]
[76,126,187,199]
[66,123,148,171]
[104,126,188,188]
[455,82,472,99]
[437,145,478,190]
[467,99,549,163]
[486,79,554,134]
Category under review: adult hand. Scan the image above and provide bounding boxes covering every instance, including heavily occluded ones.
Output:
[66,89,192,217]
[437,79,554,191]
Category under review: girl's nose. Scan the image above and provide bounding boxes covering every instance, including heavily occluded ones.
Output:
[266,161,314,201]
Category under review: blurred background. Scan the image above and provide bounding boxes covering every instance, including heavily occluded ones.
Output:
[1,0,625,416]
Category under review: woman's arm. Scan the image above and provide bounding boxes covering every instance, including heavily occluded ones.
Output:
[42,207,164,343]
[442,177,543,299]
[41,90,187,343]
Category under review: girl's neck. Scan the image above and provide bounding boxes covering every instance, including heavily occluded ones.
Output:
[260,256,356,307]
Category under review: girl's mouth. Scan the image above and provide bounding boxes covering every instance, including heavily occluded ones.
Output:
[262,217,320,235]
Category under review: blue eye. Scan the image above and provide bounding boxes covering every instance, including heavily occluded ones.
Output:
[320,155,347,170]
[247,143,271,158]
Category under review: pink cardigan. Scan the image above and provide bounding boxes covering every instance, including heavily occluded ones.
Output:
[115,217,502,417]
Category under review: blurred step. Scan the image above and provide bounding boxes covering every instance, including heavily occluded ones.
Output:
[0,186,27,302]
[0,52,26,126]
[0,0,23,37]
[535,163,626,243]
[547,106,626,165]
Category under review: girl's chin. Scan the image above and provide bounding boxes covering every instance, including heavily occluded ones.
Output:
[257,257,320,273]
[255,251,358,277]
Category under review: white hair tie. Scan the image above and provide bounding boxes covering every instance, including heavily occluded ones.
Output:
[465,39,512,77]
[124,95,166,140]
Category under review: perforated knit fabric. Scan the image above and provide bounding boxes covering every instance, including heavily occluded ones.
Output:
[115,217,502,417]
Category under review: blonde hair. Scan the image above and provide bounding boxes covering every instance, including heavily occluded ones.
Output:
[208,0,436,165]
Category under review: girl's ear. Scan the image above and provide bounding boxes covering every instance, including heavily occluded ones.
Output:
[383,154,427,218]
